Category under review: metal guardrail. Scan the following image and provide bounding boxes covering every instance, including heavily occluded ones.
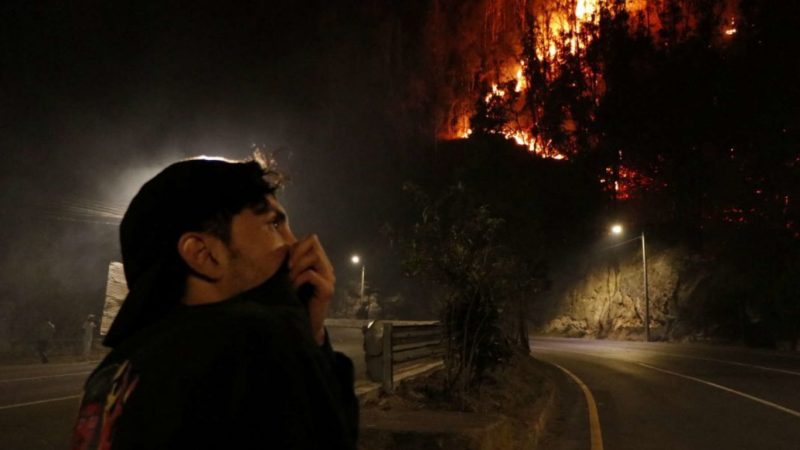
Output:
[323,318,369,329]
[363,320,443,393]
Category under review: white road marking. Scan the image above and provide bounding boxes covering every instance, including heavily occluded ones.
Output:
[0,371,91,383]
[0,395,82,411]
[638,362,800,419]
[532,343,800,377]
[646,353,800,377]
[549,361,604,450]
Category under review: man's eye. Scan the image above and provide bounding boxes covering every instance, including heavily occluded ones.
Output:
[268,220,281,230]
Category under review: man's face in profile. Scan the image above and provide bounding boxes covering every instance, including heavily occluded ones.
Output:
[224,195,297,293]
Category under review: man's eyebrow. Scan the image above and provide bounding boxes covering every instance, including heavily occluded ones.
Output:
[268,208,287,222]
[252,200,287,220]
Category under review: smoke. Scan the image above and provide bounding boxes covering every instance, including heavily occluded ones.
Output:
[0,1,422,340]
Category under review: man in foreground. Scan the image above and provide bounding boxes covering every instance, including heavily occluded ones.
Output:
[71,155,358,449]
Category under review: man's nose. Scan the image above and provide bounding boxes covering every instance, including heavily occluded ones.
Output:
[283,227,297,245]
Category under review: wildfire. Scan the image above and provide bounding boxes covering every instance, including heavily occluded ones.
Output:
[456,1,608,161]
[514,63,526,93]
[461,63,568,160]
[441,0,739,200]
[575,0,597,21]
[599,164,658,201]
[485,83,506,103]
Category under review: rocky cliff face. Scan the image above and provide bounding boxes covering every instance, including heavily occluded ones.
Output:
[536,246,711,341]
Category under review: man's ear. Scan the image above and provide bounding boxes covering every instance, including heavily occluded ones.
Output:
[177,232,227,281]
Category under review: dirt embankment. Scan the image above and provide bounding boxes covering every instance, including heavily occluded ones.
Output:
[359,353,557,450]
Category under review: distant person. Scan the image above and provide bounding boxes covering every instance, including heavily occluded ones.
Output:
[36,318,55,363]
[81,315,97,359]
[71,155,357,449]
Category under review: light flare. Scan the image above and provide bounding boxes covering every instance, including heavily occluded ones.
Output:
[724,18,737,36]
[575,0,597,21]
[485,83,507,103]
[514,62,527,92]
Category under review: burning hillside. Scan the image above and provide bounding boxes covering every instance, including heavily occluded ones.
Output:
[422,0,742,201]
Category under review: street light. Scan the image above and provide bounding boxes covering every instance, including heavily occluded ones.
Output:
[610,224,651,342]
[351,255,365,315]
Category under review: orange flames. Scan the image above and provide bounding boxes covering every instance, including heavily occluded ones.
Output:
[440,0,739,200]
[599,164,657,201]
[453,0,616,160]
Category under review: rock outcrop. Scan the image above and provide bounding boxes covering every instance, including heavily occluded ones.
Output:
[536,246,711,341]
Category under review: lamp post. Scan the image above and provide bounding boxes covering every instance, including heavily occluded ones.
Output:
[611,224,651,342]
[351,255,365,310]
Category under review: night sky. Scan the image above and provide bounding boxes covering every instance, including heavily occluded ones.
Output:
[1,2,409,331]
[5,0,799,343]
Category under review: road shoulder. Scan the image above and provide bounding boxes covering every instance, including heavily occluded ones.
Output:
[358,353,559,450]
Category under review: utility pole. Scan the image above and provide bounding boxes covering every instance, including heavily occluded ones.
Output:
[642,232,650,342]
[360,264,366,307]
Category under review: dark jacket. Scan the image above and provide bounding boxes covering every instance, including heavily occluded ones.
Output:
[71,277,358,450]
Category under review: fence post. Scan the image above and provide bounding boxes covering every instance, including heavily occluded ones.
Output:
[382,322,393,393]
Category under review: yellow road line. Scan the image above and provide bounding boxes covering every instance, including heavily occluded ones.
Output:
[551,362,604,450]
[638,363,800,419]
[0,395,81,411]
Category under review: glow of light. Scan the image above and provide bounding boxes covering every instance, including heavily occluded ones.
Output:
[351,255,360,265]
[485,83,507,103]
[725,17,737,36]
[548,42,558,59]
[193,155,235,162]
[611,224,623,235]
[514,62,527,92]
[576,0,597,21]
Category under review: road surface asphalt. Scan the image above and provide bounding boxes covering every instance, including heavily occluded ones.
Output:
[532,337,800,450]
[2,335,798,449]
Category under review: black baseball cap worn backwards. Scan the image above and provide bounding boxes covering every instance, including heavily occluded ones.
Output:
[104,156,280,348]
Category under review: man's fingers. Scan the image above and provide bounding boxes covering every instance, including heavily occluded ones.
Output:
[288,235,334,278]
[288,234,321,269]
[292,269,334,299]
[289,251,334,280]
[288,252,316,280]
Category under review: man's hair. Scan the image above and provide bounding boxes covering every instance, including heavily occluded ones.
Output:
[170,153,285,293]
[196,153,284,244]
[106,152,286,347]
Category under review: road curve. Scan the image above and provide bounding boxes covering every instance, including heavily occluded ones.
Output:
[532,337,800,450]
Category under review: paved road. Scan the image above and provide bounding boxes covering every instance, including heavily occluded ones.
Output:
[11,334,796,450]
[328,326,367,380]
[532,337,800,450]
[0,328,365,450]
[0,361,94,450]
